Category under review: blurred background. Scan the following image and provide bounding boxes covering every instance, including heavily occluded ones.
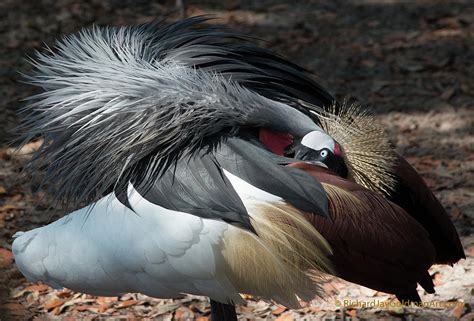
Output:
[0,0,473,320]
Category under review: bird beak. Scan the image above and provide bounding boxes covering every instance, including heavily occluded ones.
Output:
[286,161,327,170]
[308,161,328,168]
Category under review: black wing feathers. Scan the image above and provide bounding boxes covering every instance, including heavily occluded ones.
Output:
[130,138,329,232]
[217,139,329,216]
[134,151,251,229]
[147,16,335,109]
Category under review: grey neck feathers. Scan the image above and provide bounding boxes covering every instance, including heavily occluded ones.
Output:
[252,100,321,136]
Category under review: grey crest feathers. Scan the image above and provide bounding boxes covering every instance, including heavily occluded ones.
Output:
[17,17,333,208]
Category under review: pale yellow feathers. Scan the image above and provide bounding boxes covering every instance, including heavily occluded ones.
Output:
[321,183,369,214]
[220,201,332,308]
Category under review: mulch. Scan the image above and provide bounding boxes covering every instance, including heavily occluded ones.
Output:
[0,0,473,320]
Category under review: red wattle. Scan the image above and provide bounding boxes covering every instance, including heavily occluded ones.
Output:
[334,142,342,156]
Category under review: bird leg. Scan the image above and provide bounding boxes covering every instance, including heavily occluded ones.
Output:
[210,299,237,321]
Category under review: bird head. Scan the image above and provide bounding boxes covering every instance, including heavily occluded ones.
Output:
[260,102,398,196]
[285,130,349,178]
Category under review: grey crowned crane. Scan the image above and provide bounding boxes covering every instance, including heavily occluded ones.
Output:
[13,17,464,320]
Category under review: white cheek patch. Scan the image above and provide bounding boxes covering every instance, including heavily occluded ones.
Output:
[301,131,335,152]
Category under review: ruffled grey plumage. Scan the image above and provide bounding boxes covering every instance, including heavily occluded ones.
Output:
[17,17,332,208]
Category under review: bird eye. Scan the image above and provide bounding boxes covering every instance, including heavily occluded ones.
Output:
[320,149,328,158]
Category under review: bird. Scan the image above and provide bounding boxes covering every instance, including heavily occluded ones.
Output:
[308,107,466,303]
[12,16,464,320]
[261,104,465,303]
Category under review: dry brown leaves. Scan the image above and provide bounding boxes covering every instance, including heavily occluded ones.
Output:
[0,248,13,268]
[1,0,473,320]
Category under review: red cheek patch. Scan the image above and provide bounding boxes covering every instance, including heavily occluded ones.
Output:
[334,142,342,156]
[259,128,294,156]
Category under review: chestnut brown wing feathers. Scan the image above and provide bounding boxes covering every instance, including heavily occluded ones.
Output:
[390,155,465,264]
[296,165,436,295]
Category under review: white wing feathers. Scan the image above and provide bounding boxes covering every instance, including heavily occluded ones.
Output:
[13,184,244,304]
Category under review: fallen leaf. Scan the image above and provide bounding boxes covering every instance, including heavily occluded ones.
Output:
[11,284,49,299]
[432,28,462,38]
[75,304,100,313]
[174,308,184,319]
[433,272,443,286]
[0,248,13,268]
[302,306,321,313]
[51,306,62,315]
[452,302,465,319]
[56,298,96,314]
[275,312,294,321]
[117,299,139,308]
[272,306,287,315]
[466,245,474,257]
[43,299,65,311]
[174,306,194,320]
[22,284,50,293]
[56,290,73,298]
[0,186,6,194]
[0,204,22,212]
[97,296,118,306]
[347,309,357,317]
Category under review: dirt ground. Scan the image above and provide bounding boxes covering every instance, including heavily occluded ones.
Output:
[0,0,473,320]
